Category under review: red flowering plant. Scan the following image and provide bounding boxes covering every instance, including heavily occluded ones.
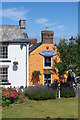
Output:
[2,86,26,107]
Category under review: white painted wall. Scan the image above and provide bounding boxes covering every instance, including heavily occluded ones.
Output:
[0,43,28,88]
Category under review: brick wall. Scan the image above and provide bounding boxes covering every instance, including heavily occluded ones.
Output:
[41,30,54,44]
[0,65,9,68]
[29,39,37,45]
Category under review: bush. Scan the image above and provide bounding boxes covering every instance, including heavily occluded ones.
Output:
[60,86,77,98]
[2,86,26,107]
[25,84,56,100]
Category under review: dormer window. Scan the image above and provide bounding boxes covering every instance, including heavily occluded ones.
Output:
[40,50,57,70]
[0,45,8,59]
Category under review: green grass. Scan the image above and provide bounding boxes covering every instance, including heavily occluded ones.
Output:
[2,98,78,119]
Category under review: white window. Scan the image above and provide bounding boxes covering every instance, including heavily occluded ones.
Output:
[0,68,8,81]
[43,74,52,86]
[0,45,8,59]
[43,56,52,69]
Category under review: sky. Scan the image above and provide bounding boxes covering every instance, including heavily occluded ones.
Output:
[1,0,79,2]
[1,2,78,44]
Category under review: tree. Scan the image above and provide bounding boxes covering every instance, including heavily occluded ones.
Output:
[52,37,80,98]
[53,58,66,98]
[56,36,80,85]
[75,36,80,73]
[57,39,76,71]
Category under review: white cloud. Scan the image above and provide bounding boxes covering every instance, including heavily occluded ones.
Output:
[35,18,48,24]
[54,25,64,30]
[35,18,57,28]
[1,8,29,21]
[36,18,64,31]
[44,22,57,27]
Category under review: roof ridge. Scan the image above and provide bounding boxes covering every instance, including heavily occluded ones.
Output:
[0,25,19,27]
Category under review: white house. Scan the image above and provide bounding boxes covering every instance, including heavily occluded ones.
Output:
[0,20,29,88]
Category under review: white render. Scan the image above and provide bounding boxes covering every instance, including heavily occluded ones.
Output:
[0,43,29,88]
[27,44,29,87]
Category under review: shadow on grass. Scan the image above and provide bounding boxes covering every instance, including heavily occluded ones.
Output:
[1,118,79,120]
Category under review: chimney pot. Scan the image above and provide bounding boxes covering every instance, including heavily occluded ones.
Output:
[19,19,26,29]
[46,27,49,30]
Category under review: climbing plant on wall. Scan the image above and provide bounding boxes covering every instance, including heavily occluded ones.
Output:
[32,70,41,85]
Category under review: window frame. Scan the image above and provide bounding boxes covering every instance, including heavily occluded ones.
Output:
[43,74,52,86]
[0,67,8,81]
[0,45,8,59]
[43,56,52,69]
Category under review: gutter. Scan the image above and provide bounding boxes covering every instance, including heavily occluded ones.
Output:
[26,43,29,87]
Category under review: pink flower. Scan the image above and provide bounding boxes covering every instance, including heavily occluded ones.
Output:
[10,94,15,97]
[6,92,10,94]
[23,96,25,99]
[12,104,14,107]
[14,89,17,92]
[14,93,17,95]
[10,86,12,88]
[22,98,24,101]
[7,96,8,98]
[17,92,20,95]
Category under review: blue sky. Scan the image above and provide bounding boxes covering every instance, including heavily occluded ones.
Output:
[1,2,78,44]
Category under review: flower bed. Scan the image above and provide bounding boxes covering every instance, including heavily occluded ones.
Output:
[2,86,26,107]
[60,86,77,98]
[25,84,56,100]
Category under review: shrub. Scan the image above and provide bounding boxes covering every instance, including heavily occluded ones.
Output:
[25,84,56,100]
[60,86,77,98]
[2,86,26,107]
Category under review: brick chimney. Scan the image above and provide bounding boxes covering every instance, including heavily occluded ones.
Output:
[19,19,26,29]
[29,39,37,45]
[41,27,54,44]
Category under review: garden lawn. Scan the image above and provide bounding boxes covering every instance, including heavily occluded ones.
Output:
[2,98,78,119]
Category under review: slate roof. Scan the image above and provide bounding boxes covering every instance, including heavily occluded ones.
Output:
[29,42,42,53]
[0,24,28,42]
[0,39,29,43]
